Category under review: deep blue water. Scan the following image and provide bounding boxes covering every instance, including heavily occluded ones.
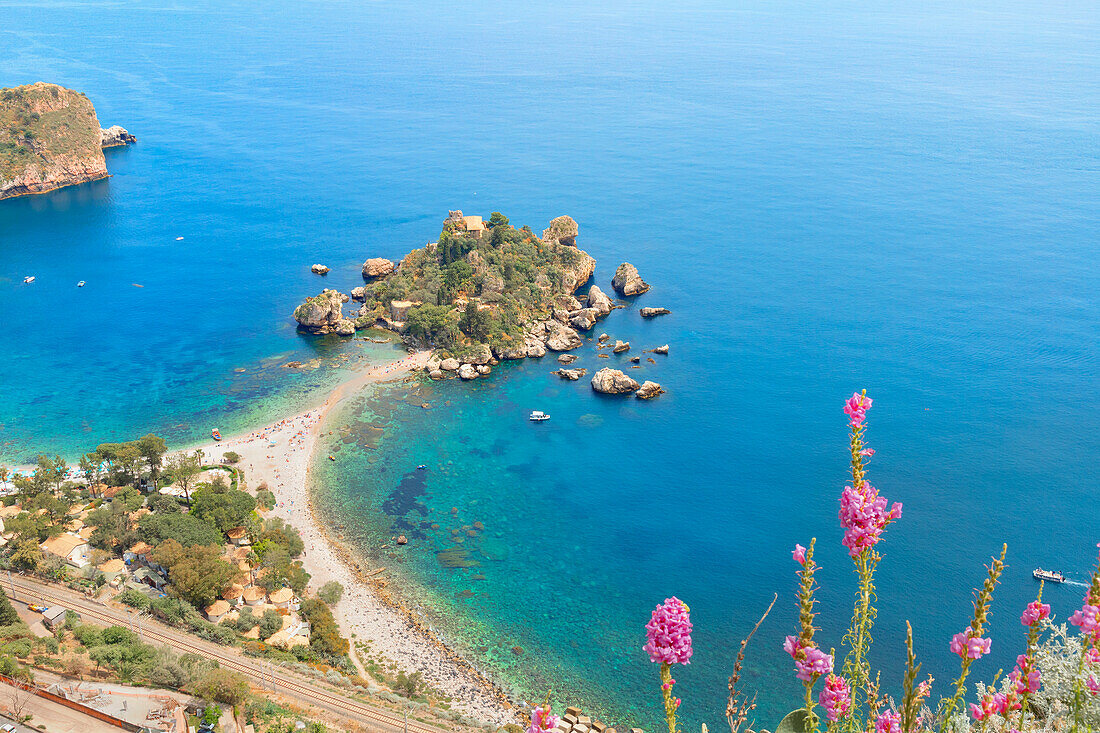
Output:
[3,0,1099,729]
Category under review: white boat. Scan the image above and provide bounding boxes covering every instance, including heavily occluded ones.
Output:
[77,281,85,287]
[22,276,34,284]
[529,411,550,422]
[1033,568,1066,583]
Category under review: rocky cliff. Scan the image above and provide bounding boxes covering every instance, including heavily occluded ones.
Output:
[1,82,133,200]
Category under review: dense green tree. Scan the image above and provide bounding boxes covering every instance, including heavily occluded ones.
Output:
[0,588,20,626]
[138,512,223,548]
[488,212,509,228]
[257,609,282,640]
[317,581,344,606]
[151,540,235,609]
[191,668,250,706]
[459,301,491,341]
[190,481,255,532]
[406,304,459,346]
[299,598,348,658]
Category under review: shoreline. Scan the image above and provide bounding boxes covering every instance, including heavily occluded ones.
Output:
[191,348,517,724]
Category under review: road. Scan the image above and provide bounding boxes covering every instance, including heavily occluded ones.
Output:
[3,574,463,733]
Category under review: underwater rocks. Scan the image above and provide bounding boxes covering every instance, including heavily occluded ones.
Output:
[554,368,587,380]
[557,353,579,364]
[590,368,640,394]
[611,262,650,296]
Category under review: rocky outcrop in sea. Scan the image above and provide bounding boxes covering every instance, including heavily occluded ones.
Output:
[1,82,133,200]
[612,262,650,296]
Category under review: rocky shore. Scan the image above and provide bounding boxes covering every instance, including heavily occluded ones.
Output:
[1,82,134,200]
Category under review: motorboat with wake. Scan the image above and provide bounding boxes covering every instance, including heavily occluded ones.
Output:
[1033,568,1065,583]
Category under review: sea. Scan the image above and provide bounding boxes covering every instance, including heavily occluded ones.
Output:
[2,0,1098,729]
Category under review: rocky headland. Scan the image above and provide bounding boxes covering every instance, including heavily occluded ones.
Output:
[1,82,135,200]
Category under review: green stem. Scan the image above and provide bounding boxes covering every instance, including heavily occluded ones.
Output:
[659,662,678,733]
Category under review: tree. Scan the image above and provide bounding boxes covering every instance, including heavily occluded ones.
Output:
[136,434,167,490]
[139,513,223,548]
[191,668,249,706]
[190,482,255,532]
[148,493,182,514]
[151,540,235,609]
[168,452,203,507]
[258,608,282,640]
[222,451,240,464]
[36,454,67,494]
[79,453,102,487]
[488,211,509,228]
[317,581,344,606]
[459,301,491,341]
[406,304,459,346]
[0,588,20,626]
[299,598,348,658]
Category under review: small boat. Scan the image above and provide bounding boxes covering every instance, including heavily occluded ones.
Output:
[529,411,550,422]
[1034,568,1066,583]
[211,429,222,441]
[175,236,184,241]
[416,465,427,470]
[22,276,34,284]
[77,281,85,287]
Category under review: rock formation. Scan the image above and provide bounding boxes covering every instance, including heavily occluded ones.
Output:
[640,307,670,318]
[541,215,579,247]
[586,286,613,316]
[99,125,136,147]
[612,340,630,354]
[458,364,478,380]
[557,353,579,364]
[569,308,600,331]
[611,262,650,296]
[362,258,395,278]
[293,289,349,334]
[440,358,460,372]
[636,381,664,400]
[546,323,583,351]
[334,319,355,336]
[1,83,117,200]
[311,264,330,275]
[554,368,587,380]
[350,287,367,302]
[653,344,670,355]
[591,368,640,394]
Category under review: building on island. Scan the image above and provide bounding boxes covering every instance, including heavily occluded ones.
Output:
[204,600,230,623]
[226,526,249,546]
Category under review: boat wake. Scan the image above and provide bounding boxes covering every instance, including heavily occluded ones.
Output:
[1064,580,1088,588]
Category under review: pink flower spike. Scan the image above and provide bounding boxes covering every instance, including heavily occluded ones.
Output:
[860,448,875,457]
[1089,676,1100,697]
[643,597,693,666]
[792,544,807,565]
[783,635,802,659]
[795,647,834,682]
[818,674,852,722]
[1021,600,1051,626]
[874,710,901,733]
[528,707,559,733]
[844,392,872,427]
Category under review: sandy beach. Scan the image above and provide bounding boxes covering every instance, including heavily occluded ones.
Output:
[192,349,515,724]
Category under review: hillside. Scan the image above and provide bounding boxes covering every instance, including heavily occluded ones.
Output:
[0,82,132,200]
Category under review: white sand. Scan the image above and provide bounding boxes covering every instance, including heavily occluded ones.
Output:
[193,350,514,724]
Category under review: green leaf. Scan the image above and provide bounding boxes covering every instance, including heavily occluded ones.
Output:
[775,709,812,733]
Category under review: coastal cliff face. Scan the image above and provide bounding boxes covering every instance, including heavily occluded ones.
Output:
[1,82,133,200]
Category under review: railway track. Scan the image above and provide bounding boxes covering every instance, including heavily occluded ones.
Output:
[4,576,461,733]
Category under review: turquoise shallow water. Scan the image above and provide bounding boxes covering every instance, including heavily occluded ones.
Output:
[4,0,1100,729]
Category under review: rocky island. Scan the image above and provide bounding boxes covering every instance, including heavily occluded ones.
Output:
[1,82,135,200]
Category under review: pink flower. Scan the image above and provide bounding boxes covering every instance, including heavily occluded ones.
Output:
[917,680,932,701]
[818,674,852,722]
[795,646,833,682]
[643,597,693,665]
[971,692,1008,721]
[783,635,802,659]
[1088,677,1100,697]
[950,630,991,659]
[844,392,872,428]
[1087,647,1100,666]
[874,710,901,733]
[1071,604,1100,638]
[792,544,807,565]
[839,482,902,557]
[860,448,875,457]
[528,706,559,733]
[1021,601,1051,626]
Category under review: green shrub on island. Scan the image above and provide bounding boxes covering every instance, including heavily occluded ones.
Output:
[151,539,236,609]
[139,511,224,548]
[190,476,256,532]
[256,488,276,511]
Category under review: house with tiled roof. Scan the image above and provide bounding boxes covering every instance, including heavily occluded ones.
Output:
[40,534,90,568]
